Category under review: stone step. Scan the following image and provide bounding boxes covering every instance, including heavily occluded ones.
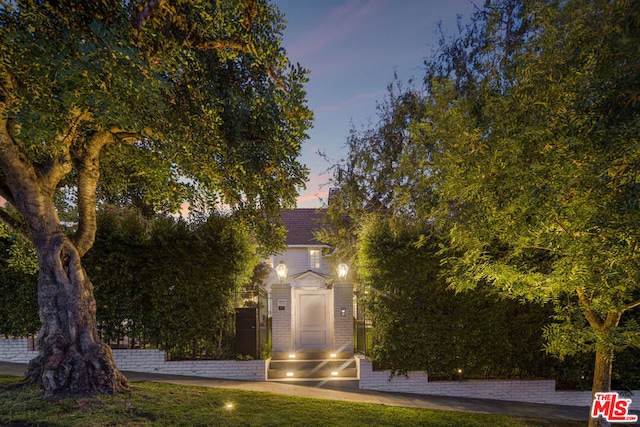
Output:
[271,351,354,360]
[267,351,358,381]
[269,379,360,389]
[269,359,356,371]
[267,367,358,380]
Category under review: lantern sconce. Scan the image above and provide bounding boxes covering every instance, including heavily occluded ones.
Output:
[275,260,288,284]
[336,263,349,282]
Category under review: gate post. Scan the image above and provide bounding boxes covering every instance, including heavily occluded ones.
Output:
[271,283,292,353]
[333,283,354,352]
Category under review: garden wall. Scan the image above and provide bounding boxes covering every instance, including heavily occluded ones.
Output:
[0,338,266,381]
[0,338,37,363]
[3,338,639,410]
[356,356,640,410]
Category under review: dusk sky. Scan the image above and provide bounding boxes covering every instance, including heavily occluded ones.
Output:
[273,0,477,208]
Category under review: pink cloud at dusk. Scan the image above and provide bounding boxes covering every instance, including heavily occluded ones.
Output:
[287,0,385,63]
[316,90,386,115]
[275,0,476,208]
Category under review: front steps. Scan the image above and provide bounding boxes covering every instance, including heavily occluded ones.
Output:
[267,351,358,382]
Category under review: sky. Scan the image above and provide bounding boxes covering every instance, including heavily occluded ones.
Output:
[272,0,477,208]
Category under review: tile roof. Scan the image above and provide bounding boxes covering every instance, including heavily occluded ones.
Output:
[280,209,327,246]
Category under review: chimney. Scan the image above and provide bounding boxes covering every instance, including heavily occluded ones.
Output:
[328,188,340,206]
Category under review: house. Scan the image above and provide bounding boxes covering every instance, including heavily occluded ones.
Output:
[265,209,354,357]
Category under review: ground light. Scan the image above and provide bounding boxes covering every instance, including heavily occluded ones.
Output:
[224,402,234,410]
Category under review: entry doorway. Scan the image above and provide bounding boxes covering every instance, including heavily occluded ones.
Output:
[294,289,331,351]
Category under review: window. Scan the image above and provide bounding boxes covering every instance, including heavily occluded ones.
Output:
[309,249,321,269]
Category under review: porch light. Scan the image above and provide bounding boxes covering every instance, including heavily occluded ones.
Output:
[286,372,294,377]
[331,371,339,376]
[329,353,337,358]
[288,353,296,359]
[276,261,288,283]
[336,263,349,281]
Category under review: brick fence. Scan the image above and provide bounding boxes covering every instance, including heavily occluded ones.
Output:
[3,338,639,410]
[356,355,640,410]
[0,338,266,381]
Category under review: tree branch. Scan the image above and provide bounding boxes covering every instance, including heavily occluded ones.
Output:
[132,0,165,32]
[0,205,29,240]
[182,37,248,52]
[625,299,640,312]
[576,287,604,330]
[39,110,86,196]
[71,131,114,257]
[0,175,16,208]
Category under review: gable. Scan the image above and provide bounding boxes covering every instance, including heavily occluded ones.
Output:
[291,270,329,282]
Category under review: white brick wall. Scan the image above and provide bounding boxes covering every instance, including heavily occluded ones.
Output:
[356,356,640,410]
[3,338,639,409]
[333,283,353,352]
[271,284,292,352]
[112,349,267,381]
[0,338,37,363]
[0,338,266,381]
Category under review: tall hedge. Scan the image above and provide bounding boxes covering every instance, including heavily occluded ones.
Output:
[84,207,258,359]
[0,224,39,337]
[358,216,554,379]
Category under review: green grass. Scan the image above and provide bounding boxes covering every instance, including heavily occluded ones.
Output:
[0,375,583,427]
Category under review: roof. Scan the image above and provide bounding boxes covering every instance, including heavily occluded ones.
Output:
[280,209,327,246]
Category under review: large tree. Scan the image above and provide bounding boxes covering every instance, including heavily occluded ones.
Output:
[0,0,311,398]
[325,1,640,422]
[418,1,640,421]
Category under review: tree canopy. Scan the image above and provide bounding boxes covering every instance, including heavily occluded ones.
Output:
[325,0,640,415]
[424,1,640,406]
[0,0,311,397]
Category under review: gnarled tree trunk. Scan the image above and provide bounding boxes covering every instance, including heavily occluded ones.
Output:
[0,117,128,397]
[25,228,127,398]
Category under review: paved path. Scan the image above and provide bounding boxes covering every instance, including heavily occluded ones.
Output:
[0,361,589,423]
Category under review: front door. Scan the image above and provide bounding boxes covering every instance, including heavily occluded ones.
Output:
[295,289,331,350]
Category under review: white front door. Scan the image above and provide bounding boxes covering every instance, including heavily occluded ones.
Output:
[294,289,331,350]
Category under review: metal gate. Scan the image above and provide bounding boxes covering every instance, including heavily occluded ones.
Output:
[354,288,373,355]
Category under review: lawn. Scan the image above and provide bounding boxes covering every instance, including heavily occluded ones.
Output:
[0,375,583,427]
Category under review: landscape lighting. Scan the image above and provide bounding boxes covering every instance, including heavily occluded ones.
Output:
[276,261,288,284]
[336,263,349,281]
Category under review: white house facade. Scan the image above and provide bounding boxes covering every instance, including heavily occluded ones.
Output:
[265,209,354,356]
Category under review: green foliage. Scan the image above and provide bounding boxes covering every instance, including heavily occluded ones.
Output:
[0,224,39,336]
[84,206,258,359]
[326,0,640,395]
[0,0,311,253]
[357,216,554,379]
[421,0,640,365]
[319,79,427,267]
